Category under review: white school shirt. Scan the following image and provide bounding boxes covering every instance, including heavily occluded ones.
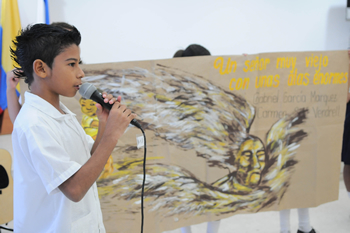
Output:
[12,92,106,233]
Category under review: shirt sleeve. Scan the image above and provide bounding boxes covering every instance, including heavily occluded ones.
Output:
[19,123,82,195]
[74,115,95,152]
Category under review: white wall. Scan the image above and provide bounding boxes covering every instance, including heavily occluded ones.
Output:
[5,0,350,64]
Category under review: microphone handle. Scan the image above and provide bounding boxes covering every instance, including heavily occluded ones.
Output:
[90,91,141,128]
[91,91,113,110]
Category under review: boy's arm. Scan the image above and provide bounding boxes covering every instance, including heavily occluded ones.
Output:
[59,97,135,202]
[90,120,106,154]
[6,70,22,123]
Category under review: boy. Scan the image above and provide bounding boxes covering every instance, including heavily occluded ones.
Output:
[11,23,136,232]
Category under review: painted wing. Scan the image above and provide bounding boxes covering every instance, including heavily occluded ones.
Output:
[83,65,255,169]
[261,108,308,197]
[98,158,273,216]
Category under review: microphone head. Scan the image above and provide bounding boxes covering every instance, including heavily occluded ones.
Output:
[79,83,97,99]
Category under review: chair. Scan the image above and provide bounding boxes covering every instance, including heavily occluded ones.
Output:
[0,149,13,228]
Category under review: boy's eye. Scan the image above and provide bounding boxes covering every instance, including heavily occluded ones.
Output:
[69,63,75,67]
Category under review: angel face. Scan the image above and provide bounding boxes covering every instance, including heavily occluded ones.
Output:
[235,137,266,188]
[79,98,97,117]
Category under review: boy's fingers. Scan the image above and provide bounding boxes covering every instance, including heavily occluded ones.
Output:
[118,104,127,111]
[108,98,117,104]
[124,109,132,115]
[103,94,114,103]
[95,103,102,112]
[101,92,120,104]
[110,101,121,110]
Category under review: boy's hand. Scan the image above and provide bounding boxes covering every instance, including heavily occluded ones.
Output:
[95,92,120,123]
[6,69,22,90]
[104,100,137,142]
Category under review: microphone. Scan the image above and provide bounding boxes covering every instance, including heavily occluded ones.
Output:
[79,83,142,129]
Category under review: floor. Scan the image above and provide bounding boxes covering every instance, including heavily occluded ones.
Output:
[1,133,349,233]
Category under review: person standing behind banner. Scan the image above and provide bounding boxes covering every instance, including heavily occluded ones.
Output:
[277,53,348,233]
[279,208,316,233]
[172,44,221,233]
[341,49,350,208]
[173,44,211,58]
[279,50,350,233]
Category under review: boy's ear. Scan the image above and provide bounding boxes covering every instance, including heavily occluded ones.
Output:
[33,59,50,78]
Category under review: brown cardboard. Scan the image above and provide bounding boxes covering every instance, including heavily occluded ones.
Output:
[20,51,350,232]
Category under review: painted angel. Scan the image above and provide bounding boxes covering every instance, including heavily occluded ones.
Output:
[82,64,308,216]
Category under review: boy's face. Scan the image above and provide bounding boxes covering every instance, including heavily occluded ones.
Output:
[45,44,84,97]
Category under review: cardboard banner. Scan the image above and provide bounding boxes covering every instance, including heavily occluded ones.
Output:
[37,51,350,232]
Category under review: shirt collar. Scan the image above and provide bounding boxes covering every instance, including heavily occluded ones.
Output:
[24,91,76,120]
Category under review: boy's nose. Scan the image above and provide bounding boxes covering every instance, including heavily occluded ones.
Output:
[77,66,85,79]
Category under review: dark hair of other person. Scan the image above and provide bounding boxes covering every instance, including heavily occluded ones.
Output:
[173,44,211,58]
[10,23,81,86]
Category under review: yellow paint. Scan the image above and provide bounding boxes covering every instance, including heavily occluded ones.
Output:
[235,138,265,187]
[214,57,237,75]
[79,97,114,179]
[313,72,347,85]
[255,74,280,88]
[288,70,310,86]
[243,57,270,72]
[276,57,296,71]
[305,54,328,72]
[229,77,250,90]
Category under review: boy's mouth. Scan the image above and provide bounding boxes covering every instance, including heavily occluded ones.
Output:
[75,84,81,90]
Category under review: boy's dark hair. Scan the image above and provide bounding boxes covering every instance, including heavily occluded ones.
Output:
[11,23,81,86]
[51,22,75,31]
[173,44,211,58]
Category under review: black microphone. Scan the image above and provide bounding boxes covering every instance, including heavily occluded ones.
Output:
[79,83,142,129]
